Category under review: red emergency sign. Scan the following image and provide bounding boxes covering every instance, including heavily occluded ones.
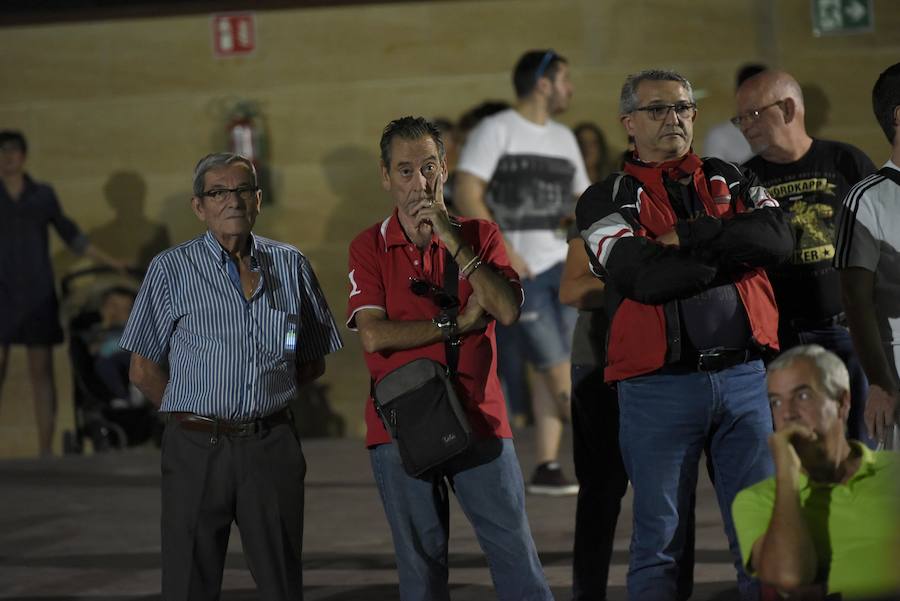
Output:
[211,13,255,58]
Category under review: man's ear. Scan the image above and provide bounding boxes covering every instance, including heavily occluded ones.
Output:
[190,196,205,221]
[781,98,797,124]
[838,389,852,422]
[440,159,448,184]
[380,161,391,192]
[535,76,552,98]
[620,113,636,138]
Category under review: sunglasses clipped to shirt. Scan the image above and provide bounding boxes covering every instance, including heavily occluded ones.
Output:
[409,278,459,310]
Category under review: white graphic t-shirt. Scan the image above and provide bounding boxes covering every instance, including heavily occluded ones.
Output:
[457,109,590,276]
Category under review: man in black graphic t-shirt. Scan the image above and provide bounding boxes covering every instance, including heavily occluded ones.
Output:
[735,69,876,445]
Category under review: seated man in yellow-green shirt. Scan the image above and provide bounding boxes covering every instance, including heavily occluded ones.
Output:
[732,344,900,600]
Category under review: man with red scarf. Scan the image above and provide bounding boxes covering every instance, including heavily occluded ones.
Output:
[576,70,794,601]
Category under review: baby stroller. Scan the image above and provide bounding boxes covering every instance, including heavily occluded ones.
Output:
[59,266,162,454]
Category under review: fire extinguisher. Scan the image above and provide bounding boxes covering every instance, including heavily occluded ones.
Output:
[226,100,272,203]
[227,100,263,165]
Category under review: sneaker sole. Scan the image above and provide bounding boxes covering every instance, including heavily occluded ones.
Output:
[526,484,580,496]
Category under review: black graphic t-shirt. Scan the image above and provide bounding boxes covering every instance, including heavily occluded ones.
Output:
[743,139,875,323]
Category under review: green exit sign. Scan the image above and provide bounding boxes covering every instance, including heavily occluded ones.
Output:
[812,0,874,35]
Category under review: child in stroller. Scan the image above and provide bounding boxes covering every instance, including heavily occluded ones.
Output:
[88,286,139,409]
[61,268,162,453]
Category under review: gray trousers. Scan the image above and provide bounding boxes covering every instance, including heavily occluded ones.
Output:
[160,420,306,600]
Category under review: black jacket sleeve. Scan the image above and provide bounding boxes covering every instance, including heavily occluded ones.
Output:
[676,162,794,269]
[576,175,718,305]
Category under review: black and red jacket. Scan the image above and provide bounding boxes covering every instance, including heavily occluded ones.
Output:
[575,155,793,383]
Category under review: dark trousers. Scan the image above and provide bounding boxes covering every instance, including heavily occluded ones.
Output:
[160,420,306,601]
[779,324,875,448]
[571,364,629,601]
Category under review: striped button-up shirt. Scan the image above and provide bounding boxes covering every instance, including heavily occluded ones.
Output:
[121,230,343,419]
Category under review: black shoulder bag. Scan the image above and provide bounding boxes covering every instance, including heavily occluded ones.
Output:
[372,248,472,477]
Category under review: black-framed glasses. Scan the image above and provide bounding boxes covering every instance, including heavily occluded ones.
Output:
[410,278,459,310]
[202,186,259,201]
[631,102,697,121]
[534,49,557,82]
[729,100,785,127]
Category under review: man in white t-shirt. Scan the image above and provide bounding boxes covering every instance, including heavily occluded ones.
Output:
[835,61,900,449]
[455,49,590,494]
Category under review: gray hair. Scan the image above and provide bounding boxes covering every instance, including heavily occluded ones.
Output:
[192,153,257,197]
[619,69,695,115]
[768,344,850,402]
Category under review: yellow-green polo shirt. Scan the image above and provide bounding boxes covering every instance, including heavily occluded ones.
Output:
[732,443,900,598]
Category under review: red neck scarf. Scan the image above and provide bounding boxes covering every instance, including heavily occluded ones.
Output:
[621,151,727,236]
[624,152,703,184]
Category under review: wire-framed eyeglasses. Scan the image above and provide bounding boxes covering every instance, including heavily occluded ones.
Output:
[202,186,260,202]
[729,100,785,127]
[631,102,697,121]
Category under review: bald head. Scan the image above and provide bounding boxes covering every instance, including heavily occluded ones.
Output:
[740,70,805,112]
[735,70,812,162]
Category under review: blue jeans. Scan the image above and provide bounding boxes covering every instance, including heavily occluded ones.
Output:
[780,324,875,448]
[617,361,774,601]
[369,438,552,601]
[518,261,577,369]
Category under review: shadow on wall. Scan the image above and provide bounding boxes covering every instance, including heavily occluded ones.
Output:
[801,83,831,138]
[321,144,385,240]
[160,188,203,246]
[90,171,171,270]
[314,144,384,439]
[54,171,172,276]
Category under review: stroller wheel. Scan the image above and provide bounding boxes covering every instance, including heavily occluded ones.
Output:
[62,430,83,455]
[89,420,129,452]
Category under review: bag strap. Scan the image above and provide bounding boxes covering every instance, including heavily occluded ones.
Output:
[878,166,900,186]
[442,246,460,377]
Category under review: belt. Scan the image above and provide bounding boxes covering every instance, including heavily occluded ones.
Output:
[169,407,292,437]
[789,312,846,331]
[695,348,758,372]
[660,348,759,374]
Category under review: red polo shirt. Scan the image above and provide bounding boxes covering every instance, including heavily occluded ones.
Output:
[347,210,520,447]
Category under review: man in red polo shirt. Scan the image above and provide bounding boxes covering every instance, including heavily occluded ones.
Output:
[347,116,553,601]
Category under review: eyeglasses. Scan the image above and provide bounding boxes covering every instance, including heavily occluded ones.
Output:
[730,101,785,127]
[534,49,557,82]
[631,103,697,121]
[202,186,259,201]
[410,278,459,310]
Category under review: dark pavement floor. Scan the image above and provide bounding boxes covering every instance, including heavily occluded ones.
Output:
[0,428,742,600]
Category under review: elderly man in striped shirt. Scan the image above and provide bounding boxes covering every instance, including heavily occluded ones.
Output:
[121,152,342,601]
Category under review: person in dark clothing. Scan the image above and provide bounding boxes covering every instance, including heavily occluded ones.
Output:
[735,69,877,447]
[0,130,124,456]
[560,225,627,600]
[576,69,794,601]
[835,62,900,449]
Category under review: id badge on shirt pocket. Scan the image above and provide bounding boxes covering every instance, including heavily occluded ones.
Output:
[283,313,299,362]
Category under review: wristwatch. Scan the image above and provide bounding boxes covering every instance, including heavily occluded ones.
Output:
[432,313,457,341]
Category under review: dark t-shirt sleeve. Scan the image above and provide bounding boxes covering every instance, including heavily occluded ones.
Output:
[46,188,88,254]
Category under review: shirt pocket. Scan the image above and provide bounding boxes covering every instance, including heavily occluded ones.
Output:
[259,308,299,365]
